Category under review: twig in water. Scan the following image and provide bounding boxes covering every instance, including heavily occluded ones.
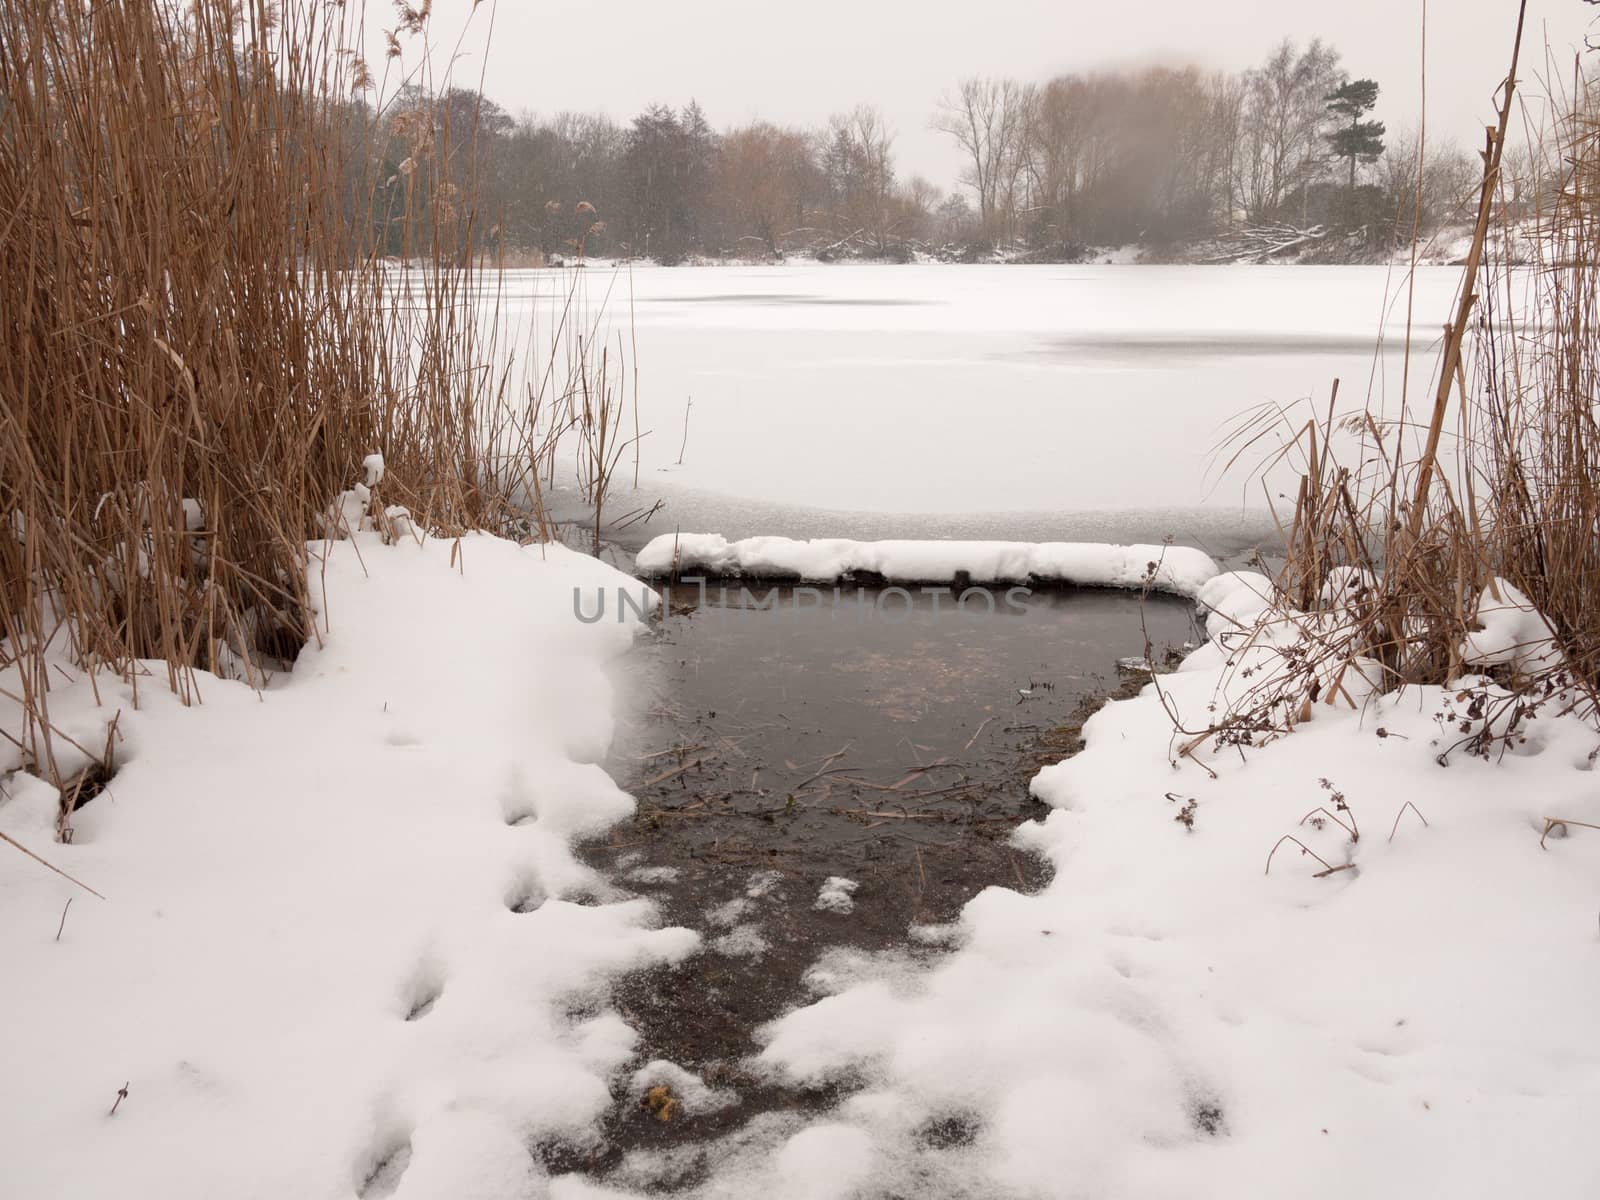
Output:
[791,745,853,791]
[643,753,717,787]
[634,743,706,762]
[833,808,942,821]
[963,716,995,751]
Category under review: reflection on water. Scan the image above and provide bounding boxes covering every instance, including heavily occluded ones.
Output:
[615,582,1199,824]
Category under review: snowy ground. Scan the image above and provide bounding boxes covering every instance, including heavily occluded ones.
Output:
[503,262,1462,550]
[0,535,695,1199]
[7,533,1597,1197]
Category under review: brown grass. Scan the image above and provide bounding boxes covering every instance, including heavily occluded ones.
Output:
[1195,2,1600,753]
[0,0,574,794]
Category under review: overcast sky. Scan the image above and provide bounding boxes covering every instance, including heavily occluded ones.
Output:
[368,1,1595,191]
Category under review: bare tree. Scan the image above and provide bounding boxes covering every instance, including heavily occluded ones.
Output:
[934,77,1028,241]
[823,105,898,254]
[1240,39,1343,221]
[711,121,821,256]
[1378,129,1480,240]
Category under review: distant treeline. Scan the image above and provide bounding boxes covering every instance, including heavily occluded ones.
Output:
[348,39,1535,264]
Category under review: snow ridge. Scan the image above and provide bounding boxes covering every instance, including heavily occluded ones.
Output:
[635,533,1219,599]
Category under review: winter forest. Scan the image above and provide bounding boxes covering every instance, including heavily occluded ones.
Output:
[367,39,1501,264]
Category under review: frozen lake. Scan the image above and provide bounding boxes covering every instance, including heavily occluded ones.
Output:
[492,262,1463,555]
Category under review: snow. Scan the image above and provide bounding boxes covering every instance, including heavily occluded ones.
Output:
[9,246,1594,1196]
[813,877,858,915]
[635,533,1219,598]
[1461,578,1565,677]
[0,531,698,1199]
[744,868,783,898]
[707,896,754,928]
[8,520,1598,1195]
[504,263,1462,532]
[771,1124,876,1197]
[629,1061,738,1118]
[710,924,769,958]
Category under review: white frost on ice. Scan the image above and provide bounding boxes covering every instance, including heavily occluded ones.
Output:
[636,533,1218,598]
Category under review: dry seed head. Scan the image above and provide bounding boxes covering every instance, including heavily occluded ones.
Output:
[392,0,430,33]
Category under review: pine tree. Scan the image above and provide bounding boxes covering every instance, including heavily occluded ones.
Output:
[1325,79,1385,225]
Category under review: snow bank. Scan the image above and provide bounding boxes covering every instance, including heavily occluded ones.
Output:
[12,527,1594,1196]
[635,533,1219,599]
[1461,578,1565,677]
[0,532,695,1199]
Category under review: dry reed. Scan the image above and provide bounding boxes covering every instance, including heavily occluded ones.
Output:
[0,0,611,810]
[1195,1,1600,759]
